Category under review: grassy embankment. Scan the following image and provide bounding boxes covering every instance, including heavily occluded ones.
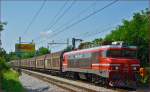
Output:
[0,59,25,92]
[1,70,25,92]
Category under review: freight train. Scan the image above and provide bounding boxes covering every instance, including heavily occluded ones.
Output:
[11,42,140,87]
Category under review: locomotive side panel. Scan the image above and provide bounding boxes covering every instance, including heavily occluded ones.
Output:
[63,50,101,74]
[67,52,92,68]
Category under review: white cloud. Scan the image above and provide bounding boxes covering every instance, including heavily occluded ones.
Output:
[40,30,53,37]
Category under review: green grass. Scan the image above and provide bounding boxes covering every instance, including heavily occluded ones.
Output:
[146,67,150,83]
[1,70,25,92]
[146,67,150,73]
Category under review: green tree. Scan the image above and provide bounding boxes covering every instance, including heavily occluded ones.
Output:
[21,51,35,59]
[36,47,50,56]
[92,38,103,46]
[7,52,18,61]
[104,9,149,67]
[7,47,50,60]
[78,42,93,49]
[0,48,6,58]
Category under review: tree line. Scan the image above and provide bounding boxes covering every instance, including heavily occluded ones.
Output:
[6,47,50,61]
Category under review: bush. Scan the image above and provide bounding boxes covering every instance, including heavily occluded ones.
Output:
[0,58,10,71]
[0,58,24,92]
[1,70,25,92]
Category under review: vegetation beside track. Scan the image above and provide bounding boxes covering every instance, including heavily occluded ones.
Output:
[0,50,25,92]
[1,69,25,92]
[145,67,150,87]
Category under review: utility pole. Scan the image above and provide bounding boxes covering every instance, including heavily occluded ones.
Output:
[67,38,69,47]
[18,36,22,74]
[72,38,83,50]
[0,31,1,49]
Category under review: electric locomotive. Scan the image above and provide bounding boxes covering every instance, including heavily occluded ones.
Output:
[63,41,140,87]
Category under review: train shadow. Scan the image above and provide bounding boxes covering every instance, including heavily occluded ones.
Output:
[115,86,136,91]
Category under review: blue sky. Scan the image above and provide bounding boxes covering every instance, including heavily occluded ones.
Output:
[1,0,149,52]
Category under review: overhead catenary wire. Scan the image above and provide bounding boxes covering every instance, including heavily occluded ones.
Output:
[45,0,76,32]
[48,20,124,51]
[22,0,47,37]
[33,1,96,41]
[33,0,75,41]
[32,0,68,41]
[55,24,116,46]
[36,0,118,44]
[46,17,125,50]
[44,6,131,50]
[53,1,97,33]
[44,21,120,50]
[83,26,115,40]
[43,0,69,31]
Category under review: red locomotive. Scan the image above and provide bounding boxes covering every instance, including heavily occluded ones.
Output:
[63,42,140,87]
[11,41,140,87]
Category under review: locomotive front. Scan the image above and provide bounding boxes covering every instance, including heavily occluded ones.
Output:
[102,42,140,87]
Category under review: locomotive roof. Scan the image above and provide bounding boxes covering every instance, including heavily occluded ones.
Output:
[64,45,137,55]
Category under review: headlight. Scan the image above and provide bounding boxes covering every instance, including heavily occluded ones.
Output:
[133,67,137,70]
[110,66,120,70]
[115,66,119,70]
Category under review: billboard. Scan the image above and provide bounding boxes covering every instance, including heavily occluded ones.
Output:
[15,43,35,52]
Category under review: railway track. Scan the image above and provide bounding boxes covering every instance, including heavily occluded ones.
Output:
[20,69,131,92]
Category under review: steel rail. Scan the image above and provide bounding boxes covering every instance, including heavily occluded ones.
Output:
[21,69,119,92]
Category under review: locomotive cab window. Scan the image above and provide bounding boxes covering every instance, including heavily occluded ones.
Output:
[101,50,107,57]
[106,49,137,59]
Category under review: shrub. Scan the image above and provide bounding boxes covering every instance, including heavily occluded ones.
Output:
[0,58,10,71]
[1,70,25,92]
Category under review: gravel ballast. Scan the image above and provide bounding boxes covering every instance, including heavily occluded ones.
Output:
[19,73,68,92]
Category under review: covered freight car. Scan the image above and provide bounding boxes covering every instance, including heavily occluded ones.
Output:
[45,51,63,72]
[29,57,36,69]
[21,59,28,68]
[36,55,46,69]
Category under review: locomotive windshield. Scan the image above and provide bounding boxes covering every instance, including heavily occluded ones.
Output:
[106,49,137,58]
